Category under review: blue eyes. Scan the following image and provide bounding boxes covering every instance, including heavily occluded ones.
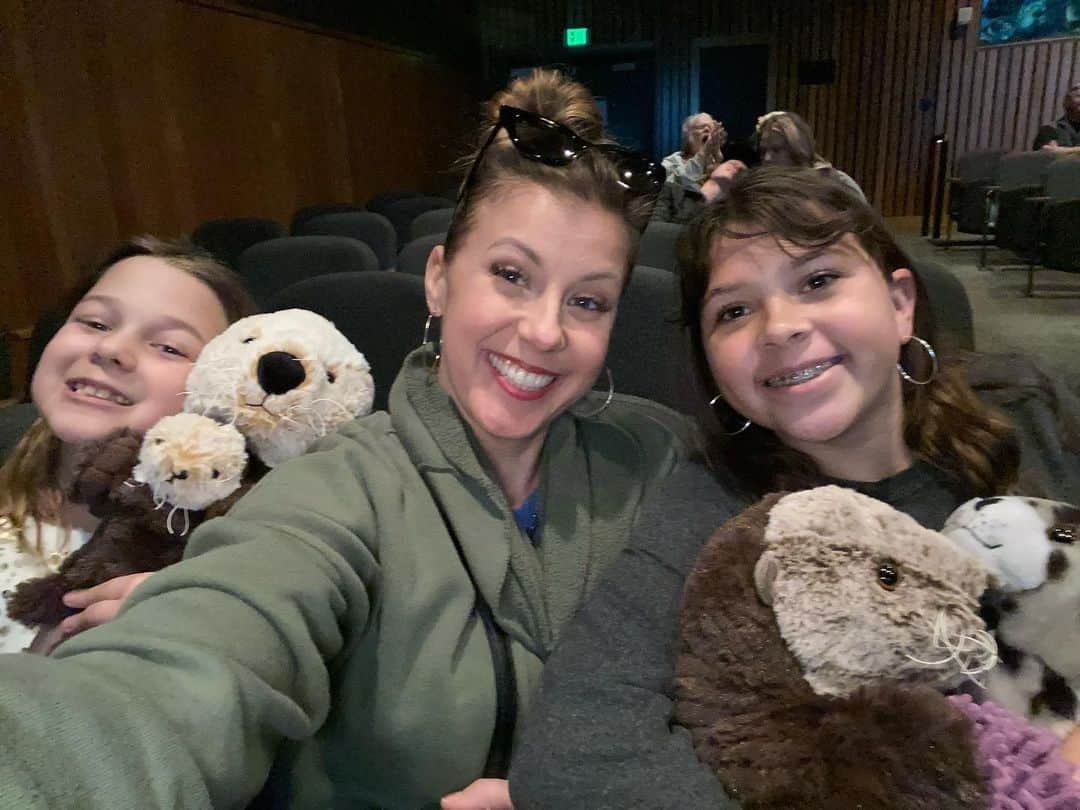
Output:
[490,265,611,313]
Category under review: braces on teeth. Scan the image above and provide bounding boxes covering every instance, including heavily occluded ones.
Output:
[767,360,837,388]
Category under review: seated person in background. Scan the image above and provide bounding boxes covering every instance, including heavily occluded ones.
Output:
[662,112,727,185]
[1033,81,1080,154]
[0,238,254,654]
[651,157,748,225]
[0,69,683,810]
[756,110,868,201]
[509,166,1080,808]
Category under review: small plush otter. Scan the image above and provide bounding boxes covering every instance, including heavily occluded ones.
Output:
[674,487,993,809]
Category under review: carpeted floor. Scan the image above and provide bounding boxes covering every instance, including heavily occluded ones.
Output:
[888,219,1080,394]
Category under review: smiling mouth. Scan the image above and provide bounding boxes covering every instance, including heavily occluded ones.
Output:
[763,356,844,388]
[487,353,558,392]
[67,380,133,406]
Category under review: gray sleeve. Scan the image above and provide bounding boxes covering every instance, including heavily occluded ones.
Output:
[510,464,743,809]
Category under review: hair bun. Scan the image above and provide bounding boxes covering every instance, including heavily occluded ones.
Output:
[486,68,604,143]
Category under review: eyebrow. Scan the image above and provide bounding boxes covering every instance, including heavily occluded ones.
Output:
[490,237,542,266]
[78,295,209,342]
[703,243,847,304]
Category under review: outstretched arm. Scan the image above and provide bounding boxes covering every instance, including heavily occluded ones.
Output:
[0,431,384,808]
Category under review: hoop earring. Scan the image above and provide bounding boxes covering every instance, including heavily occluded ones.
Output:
[709,393,752,437]
[575,368,615,418]
[897,336,938,385]
[421,314,441,372]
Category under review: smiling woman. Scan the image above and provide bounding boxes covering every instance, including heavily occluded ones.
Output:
[0,236,254,654]
[0,70,682,810]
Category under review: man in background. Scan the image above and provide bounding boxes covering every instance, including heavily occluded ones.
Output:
[1033,81,1080,154]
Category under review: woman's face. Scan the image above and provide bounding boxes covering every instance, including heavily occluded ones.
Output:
[31,256,229,444]
[760,135,793,166]
[699,231,916,461]
[425,183,627,458]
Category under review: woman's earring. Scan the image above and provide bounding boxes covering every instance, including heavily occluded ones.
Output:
[896,335,938,385]
[574,368,615,418]
[421,314,441,372]
[709,393,752,437]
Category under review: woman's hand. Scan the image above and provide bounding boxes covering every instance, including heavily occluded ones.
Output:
[441,778,513,809]
[59,572,154,637]
[701,159,748,201]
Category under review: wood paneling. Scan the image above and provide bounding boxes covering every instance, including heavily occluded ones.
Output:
[477,0,1078,217]
[0,0,476,333]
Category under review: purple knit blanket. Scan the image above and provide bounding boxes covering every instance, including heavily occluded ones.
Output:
[949,694,1080,809]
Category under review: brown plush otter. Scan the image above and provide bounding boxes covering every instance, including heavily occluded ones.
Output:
[5,423,261,630]
[674,487,994,809]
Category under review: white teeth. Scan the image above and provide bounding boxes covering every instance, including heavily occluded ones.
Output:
[71,381,133,406]
[488,354,556,391]
[764,358,840,388]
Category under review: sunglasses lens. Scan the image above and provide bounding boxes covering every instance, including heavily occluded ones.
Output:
[603,150,665,194]
[511,118,578,165]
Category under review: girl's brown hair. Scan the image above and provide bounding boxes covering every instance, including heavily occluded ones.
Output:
[444,69,657,273]
[678,166,1019,499]
[0,236,256,546]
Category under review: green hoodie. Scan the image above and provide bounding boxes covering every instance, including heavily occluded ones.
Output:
[0,349,687,808]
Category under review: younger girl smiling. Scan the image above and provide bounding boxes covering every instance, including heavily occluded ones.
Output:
[0,237,253,653]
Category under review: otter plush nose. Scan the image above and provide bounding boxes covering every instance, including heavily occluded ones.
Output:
[257,351,306,395]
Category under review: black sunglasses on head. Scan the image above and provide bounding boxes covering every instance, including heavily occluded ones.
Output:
[458,105,666,204]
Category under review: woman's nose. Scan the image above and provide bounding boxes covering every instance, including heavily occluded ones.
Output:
[518,297,567,352]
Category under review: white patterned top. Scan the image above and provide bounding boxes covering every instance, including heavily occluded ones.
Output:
[0,517,91,653]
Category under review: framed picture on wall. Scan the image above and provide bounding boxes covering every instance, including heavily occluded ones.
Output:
[979,0,1080,45]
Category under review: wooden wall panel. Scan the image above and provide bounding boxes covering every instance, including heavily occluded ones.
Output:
[478,0,1078,218]
[0,0,475,333]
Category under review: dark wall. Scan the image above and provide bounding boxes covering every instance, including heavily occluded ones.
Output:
[236,0,484,70]
[475,0,1080,216]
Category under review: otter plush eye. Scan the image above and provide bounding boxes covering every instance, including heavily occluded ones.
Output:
[242,337,255,344]
[154,438,165,445]
[211,469,220,479]
[1048,526,1075,543]
[877,560,901,590]
[326,370,336,384]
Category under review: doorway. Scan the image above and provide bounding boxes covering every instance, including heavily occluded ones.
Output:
[562,49,656,157]
[692,37,774,165]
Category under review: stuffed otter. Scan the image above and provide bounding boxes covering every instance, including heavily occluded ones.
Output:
[673,486,1080,809]
[5,309,374,634]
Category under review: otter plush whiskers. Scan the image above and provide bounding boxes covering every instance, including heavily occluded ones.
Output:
[904,610,998,684]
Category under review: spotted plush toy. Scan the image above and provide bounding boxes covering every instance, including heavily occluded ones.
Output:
[675,486,1079,809]
[943,495,1080,735]
[5,309,374,641]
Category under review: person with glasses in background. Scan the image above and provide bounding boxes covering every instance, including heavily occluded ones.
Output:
[0,69,682,810]
[662,112,727,186]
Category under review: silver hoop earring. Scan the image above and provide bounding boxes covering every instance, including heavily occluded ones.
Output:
[575,368,615,418]
[421,314,441,371]
[896,335,938,385]
[709,393,752,437]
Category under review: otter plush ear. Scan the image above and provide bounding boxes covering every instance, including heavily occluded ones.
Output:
[754,551,779,606]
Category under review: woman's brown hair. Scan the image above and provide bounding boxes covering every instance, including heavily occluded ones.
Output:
[444,68,657,273]
[678,166,1019,499]
[755,111,820,168]
[0,236,256,547]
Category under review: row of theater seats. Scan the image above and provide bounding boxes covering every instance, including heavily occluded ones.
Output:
[0,247,979,464]
[947,152,1080,295]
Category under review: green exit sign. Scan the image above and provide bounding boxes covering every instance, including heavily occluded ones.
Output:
[565,27,590,47]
